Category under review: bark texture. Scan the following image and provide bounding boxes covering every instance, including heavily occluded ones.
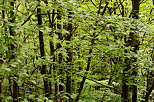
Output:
[122,0,140,102]
[37,0,50,98]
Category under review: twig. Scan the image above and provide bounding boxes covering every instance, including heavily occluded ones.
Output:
[21,4,39,26]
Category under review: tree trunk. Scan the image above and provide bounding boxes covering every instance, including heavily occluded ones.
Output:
[143,1,154,101]
[44,0,57,95]
[131,1,140,102]
[0,76,2,102]
[0,1,5,101]
[144,47,154,102]
[65,10,73,102]
[74,1,103,102]
[122,58,130,102]
[8,1,19,102]
[56,8,64,102]
[37,0,50,98]
[122,0,140,102]
[144,75,154,102]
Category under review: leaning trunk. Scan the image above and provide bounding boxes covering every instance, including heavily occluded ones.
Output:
[74,1,103,102]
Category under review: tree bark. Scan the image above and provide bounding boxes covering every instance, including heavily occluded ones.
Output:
[74,1,103,102]
[0,76,2,102]
[37,0,50,98]
[8,1,19,102]
[122,0,140,102]
[56,8,64,102]
[122,58,130,102]
[143,1,154,101]
[144,47,154,102]
[65,10,73,102]
[0,1,5,101]
[44,0,57,95]
[131,1,140,102]
[144,73,154,102]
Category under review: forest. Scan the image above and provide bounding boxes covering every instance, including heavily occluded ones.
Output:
[0,0,154,102]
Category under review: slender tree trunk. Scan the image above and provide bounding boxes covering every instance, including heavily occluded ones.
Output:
[48,10,55,96]
[74,1,103,102]
[56,8,64,102]
[44,0,57,95]
[119,0,124,17]
[144,47,154,102]
[65,10,73,102]
[0,77,2,102]
[37,0,50,98]
[48,10,55,95]
[44,1,59,101]
[144,1,154,101]
[122,0,140,102]
[8,1,19,102]
[144,74,154,102]
[74,49,93,102]
[0,1,5,101]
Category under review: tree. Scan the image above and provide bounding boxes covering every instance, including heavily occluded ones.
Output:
[122,0,140,102]
[37,0,50,98]
[0,0,153,101]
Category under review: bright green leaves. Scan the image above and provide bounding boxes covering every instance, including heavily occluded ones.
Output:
[0,0,153,101]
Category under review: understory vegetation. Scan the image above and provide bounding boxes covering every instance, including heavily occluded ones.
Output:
[0,0,154,102]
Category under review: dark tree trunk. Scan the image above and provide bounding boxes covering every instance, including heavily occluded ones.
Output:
[0,1,5,101]
[37,0,50,98]
[143,1,154,101]
[122,0,140,102]
[74,49,92,102]
[122,58,130,102]
[131,1,140,102]
[48,9,55,95]
[65,10,73,102]
[74,1,103,102]
[144,74,154,102]
[131,0,140,19]
[44,0,57,95]
[144,48,154,102]
[56,9,64,102]
[0,77,2,102]
[8,1,19,102]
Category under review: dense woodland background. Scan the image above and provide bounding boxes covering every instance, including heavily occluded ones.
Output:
[0,0,154,102]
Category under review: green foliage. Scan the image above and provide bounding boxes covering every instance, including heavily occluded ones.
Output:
[0,0,154,102]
